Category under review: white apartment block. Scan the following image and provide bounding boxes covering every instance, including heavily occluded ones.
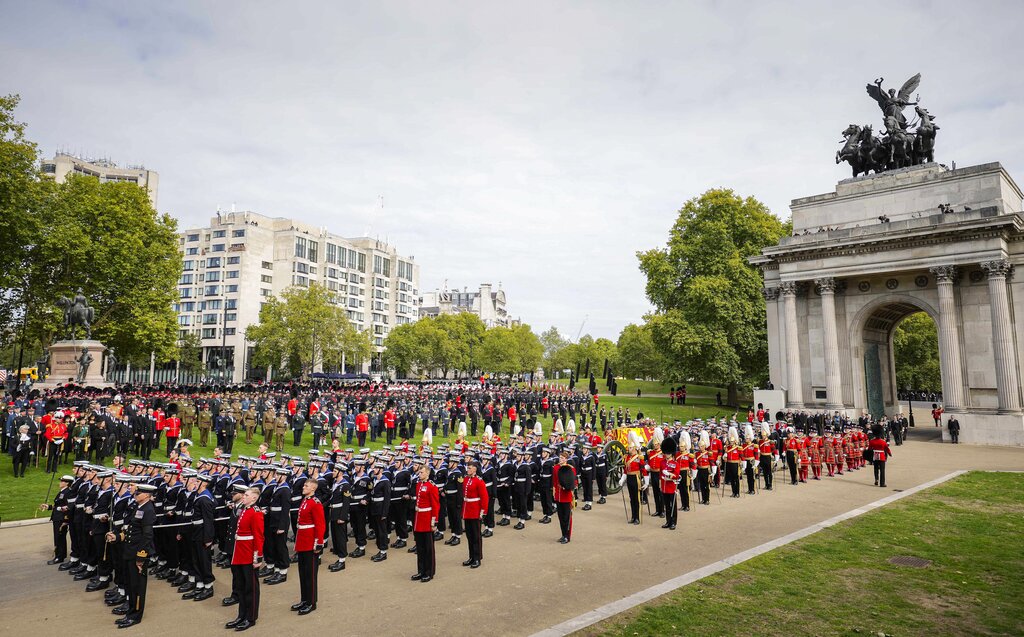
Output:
[41,152,159,207]
[176,210,420,381]
[419,283,516,328]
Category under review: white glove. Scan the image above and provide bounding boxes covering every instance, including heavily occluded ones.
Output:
[710,465,718,478]
[644,464,651,472]
[741,461,747,473]
[618,474,627,487]
[773,457,779,470]
[642,476,650,491]
[690,470,697,481]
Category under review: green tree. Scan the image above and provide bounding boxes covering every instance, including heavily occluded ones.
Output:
[616,323,667,380]
[177,331,204,375]
[477,324,543,377]
[382,322,425,378]
[638,188,789,405]
[893,312,941,392]
[246,283,361,378]
[539,326,570,377]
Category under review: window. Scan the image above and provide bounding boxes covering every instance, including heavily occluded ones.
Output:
[261,274,272,284]
[206,271,221,282]
[293,275,308,287]
[180,301,195,312]
[262,260,273,269]
[357,252,365,272]
[309,266,317,275]
[205,285,220,296]
[205,299,222,310]
[374,337,383,347]
[308,241,318,262]
[227,256,240,265]
[225,312,237,322]
[225,328,236,336]
[295,237,307,259]
[294,262,309,274]
[226,270,239,279]
[326,243,337,265]
[202,313,219,325]
[229,243,245,251]
[347,249,358,269]
[231,229,245,238]
[202,328,217,339]
[207,257,222,268]
[179,288,193,299]
[186,247,199,255]
[183,260,195,271]
[225,299,237,310]
[213,230,226,238]
[397,260,413,281]
[178,316,191,326]
[187,233,200,242]
[327,267,337,279]
[179,274,194,285]
[225,284,238,293]
[261,288,271,297]
[212,243,225,252]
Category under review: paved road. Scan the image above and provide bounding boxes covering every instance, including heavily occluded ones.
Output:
[2,429,1021,637]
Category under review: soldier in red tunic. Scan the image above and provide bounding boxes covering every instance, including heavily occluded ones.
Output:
[785,429,801,485]
[868,425,893,487]
[758,424,777,490]
[292,479,325,615]
[658,437,679,530]
[227,486,263,631]
[724,427,743,497]
[553,450,577,542]
[411,462,439,582]
[461,459,489,568]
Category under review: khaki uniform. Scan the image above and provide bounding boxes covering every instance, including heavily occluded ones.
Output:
[198,409,213,447]
[273,413,288,452]
[243,408,257,444]
[263,412,275,445]
[180,402,197,440]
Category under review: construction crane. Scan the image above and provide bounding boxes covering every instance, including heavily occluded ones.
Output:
[574,315,588,343]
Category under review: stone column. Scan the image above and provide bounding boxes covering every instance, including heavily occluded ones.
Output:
[929,266,966,412]
[763,285,781,389]
[816,277,844,410]
[981,259,1021,414]
[780,282,804,408]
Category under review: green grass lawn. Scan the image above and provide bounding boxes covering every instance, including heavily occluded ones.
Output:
[583,471,1024,637]
[547,377,754,401]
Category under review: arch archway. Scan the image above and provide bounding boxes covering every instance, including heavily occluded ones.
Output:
[850,294,943,419]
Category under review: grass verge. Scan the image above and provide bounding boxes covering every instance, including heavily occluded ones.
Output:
[583,471,1024,637]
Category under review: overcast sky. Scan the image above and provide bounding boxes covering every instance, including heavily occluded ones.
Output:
[3,1,1022,341]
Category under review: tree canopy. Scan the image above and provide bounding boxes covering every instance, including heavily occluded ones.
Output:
[616,323,667,380]
[246,283,371,377]
[0,94,181,365]
[893,312,941,392]
[637,188,788,404]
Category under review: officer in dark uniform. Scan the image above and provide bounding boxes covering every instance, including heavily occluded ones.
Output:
[369,461,392,561]
[110,482,156,629]
[264,467,292,584]
[327,462,350,572]
[389,455,411,549]
[347,460,371,558]
[537,447,555,524]
[442,455,464,545]
[40,474,74,565]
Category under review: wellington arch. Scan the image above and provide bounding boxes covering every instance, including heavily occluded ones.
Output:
[751,162,1024,445]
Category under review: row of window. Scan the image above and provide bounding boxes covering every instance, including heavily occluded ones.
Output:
[185,229,246,242]
[174,299,238,313]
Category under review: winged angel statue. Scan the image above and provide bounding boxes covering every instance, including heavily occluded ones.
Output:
[835,73,940,177]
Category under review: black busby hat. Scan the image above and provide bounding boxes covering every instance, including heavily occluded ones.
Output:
[661,436,678,456]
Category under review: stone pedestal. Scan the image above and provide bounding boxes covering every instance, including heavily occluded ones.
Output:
[41,340,111,388]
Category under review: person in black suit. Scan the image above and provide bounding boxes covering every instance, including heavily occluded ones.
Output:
[40,475,74,564]
[947,416,960,444]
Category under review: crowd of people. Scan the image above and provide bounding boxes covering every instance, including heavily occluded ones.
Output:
[11,380,907,630]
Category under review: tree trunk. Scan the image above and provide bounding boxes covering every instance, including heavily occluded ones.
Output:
[727,381,739,408]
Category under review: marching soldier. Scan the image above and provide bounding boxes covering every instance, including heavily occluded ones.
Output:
[742,425,758,494]
[758,424,777,490]
[292,478,325,615]
[659,436,680,530]
[411,460,439,582]
[868,424,893,488]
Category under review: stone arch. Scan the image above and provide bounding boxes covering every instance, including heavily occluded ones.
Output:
[849,293,942,418]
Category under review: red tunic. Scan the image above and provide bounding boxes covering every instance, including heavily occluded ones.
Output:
[461,475,489,519]
[726,445,741,463]
[413,481,440,532]
[759,440,776,458]
[868,438,892,462]
[164,417,181,438]
[231,506,265,565]
[295,496,325,552]
[355,413,369,432]
[384,409,396,430]
[552,463,577,503]
[624,454,647,476]
[507,406,517,422]
[660,457,680,494]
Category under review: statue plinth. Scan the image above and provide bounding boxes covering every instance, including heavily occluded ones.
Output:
[38,340,112,389]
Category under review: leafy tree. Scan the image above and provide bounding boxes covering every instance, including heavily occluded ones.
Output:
[382,322,425,377]
[616,323,666,380]
[539,326,570,376]
[177,331,204,375]
[246,283,363,378]
[476,324,543,377]
[638,188,788,405]
[893,312,941,392]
